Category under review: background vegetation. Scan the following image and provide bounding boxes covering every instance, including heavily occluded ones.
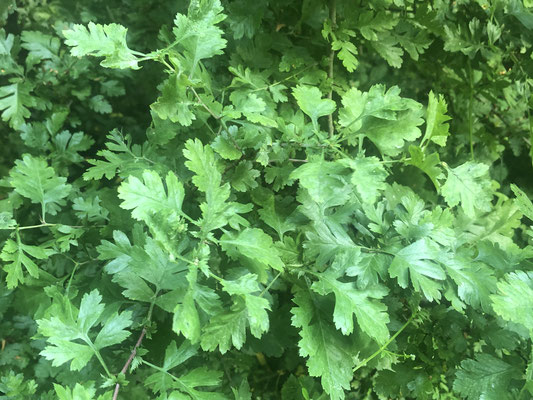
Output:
[1,0,533,399]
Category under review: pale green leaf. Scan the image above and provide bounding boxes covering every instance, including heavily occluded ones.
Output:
[37,289,132,371]
[151,74,195,126]
[63,22,140,69]
[422,91,450,147]
[441,161,492,217]
[491,271,533,334]
[339,85,423,156]
[389,238,446,301]
[118,170,185,223]
[1,239,52,288]
[341,156,387,204]
[407,146,444,190]
[220,228,284,272]
[9,154,71,217]
[290,160,349,206]
[511,184,533,221]
[292,85,336,130]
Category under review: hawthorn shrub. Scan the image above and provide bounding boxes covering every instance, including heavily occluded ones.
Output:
[1,0,533,399]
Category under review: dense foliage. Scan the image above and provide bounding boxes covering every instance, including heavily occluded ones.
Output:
[1,0,533,398]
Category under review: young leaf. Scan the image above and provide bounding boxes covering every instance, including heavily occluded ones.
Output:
[118,170,185,223]
[422,91,451,147]
[63,22,140,69]
[407,146,444,190]
[441,161,492,217]
[1,238,51,288]
[151,74,196,126]
[510,184,533,221]
[292,85,336,131]
[172,0,227,71]
[8,154,71,218]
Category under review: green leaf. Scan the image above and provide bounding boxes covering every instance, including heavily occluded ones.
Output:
[291,289,354,400]
[370,36,404,68]
[422,91,450,147]
[151,74,195,126]
[63,22,140,69]
[332,40,358,72]
[389,238,446,301]
[89,94,112,114]
[118,170,185,223]
[290,160,349,206]
[292,85,336,131]
[1,238,51,288]
[453,354,518,400]
[407,146,444,190]
[37,289,132,370]
[232,379,252,400]
[184,139,249,234]
[511,184,533,221]
[201,305,248,353]
[0,80,38,129]
[341,156,387,204]
[491,271,533,334]
[21,31,60,62]
[172,0,227,71]
[82,130,152,181]
[304,221,361,271]
[0,211,16,229]
[145,341,226,398]
[9,154,71,218]
[173,289,202,342]
[72,196,109,222]
[311,270,390,342]
[339,85,423,156]
[99,232,187,303]
[54,382,100,400]
[221,274,270,337]
[220,228,284,272]
[253,188,295,241]
[444,254,497,312]
[441,161,492,217]
[229,161,259,192]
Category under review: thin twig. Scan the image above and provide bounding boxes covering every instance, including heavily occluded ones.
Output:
[112,328,146,400]
[353,310,418,372]
[288,158,308,163]
[189,86,221,120]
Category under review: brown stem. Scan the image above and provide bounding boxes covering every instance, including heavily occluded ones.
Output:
[112,328,146,400]
[327,0,337,138]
